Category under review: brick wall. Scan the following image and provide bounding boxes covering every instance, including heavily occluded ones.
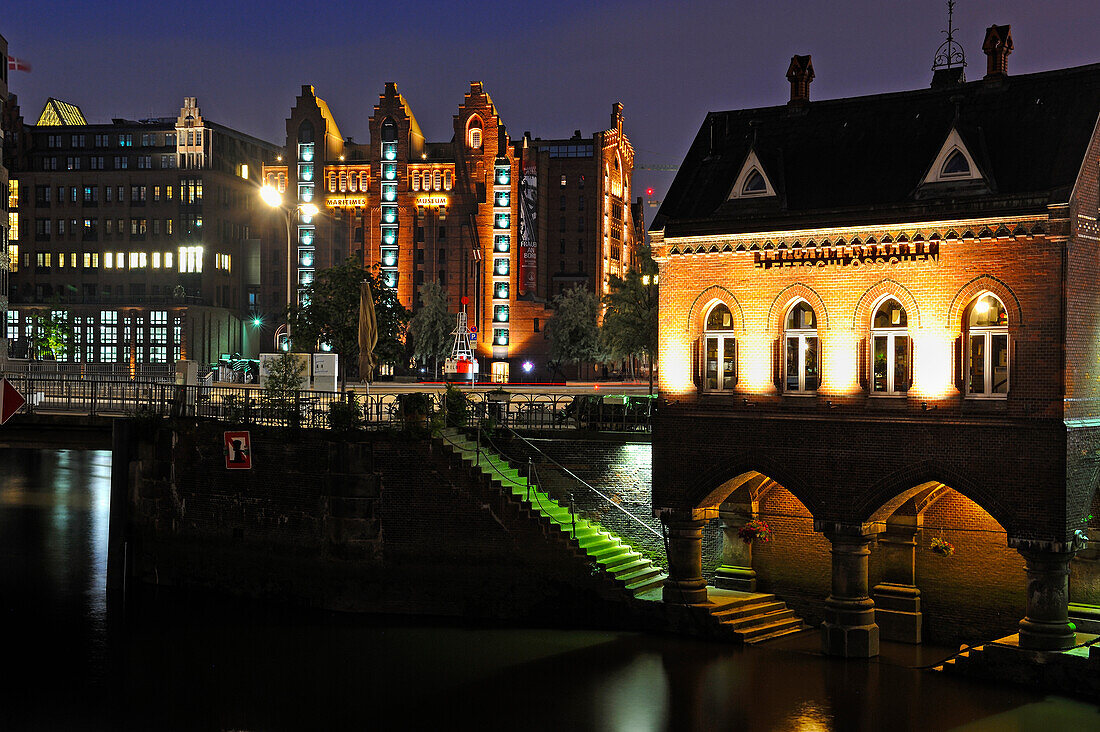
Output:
[124,421,654,623]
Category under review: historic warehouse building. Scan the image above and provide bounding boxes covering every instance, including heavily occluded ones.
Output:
[3,96,281,366]
[262,83,641,381]
[650,26,1100,656]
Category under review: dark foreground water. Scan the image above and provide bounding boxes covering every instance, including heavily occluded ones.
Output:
[2,448,1099,731]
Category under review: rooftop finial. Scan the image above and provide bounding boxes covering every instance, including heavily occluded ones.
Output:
[933,0,966,70]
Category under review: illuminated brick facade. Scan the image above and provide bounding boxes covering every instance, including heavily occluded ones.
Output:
[264,83,639,381]
[651,29,1100,655]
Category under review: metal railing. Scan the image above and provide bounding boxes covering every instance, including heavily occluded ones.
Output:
[1,376,654,432]
[3,360,175,382]
[489,423,663,541]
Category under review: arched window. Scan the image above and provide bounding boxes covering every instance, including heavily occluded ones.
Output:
[411,171,420,191]
[941,149,970,177]
[703,303,736,391]
[871,298,910,394]
[784,301,819,393]
[381,118,398,143]
[742,169,767,194]
[444,170,453,190]
[297,121,314,143]
[469,128,482,149]
[967,293,1009,396]
[433,170,442,191]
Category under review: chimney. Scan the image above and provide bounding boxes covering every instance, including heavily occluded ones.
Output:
[982,24,1013,79]
[786,55,815,105]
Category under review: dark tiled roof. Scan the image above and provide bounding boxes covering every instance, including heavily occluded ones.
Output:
[652,64,1100,236]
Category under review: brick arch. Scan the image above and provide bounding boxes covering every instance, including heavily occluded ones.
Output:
[766,283,829,332]
[857,459,1014,534]
[947,275,1024,330]
[851,279,922,330]
[685,285,746,338]
[686,453,823,518]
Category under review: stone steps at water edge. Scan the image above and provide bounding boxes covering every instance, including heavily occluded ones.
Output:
[436,428,667,599]
[701,588,811,644]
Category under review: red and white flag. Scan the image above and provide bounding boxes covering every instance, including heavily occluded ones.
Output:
[7,57,32,72]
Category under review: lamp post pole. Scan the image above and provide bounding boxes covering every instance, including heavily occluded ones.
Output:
[262,184,317,351]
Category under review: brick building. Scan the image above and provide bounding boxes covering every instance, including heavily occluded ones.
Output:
[1,34,9,358]
[3,96,280,366]
[262,83,640,382]
[649,26,1100,655]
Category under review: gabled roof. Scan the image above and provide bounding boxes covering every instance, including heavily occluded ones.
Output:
[652,63,1100,236]
[35,97,87,126]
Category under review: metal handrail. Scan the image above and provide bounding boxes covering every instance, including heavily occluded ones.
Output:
[493,423,663,540]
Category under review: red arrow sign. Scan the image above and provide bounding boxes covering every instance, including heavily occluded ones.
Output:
[0,379,27,425]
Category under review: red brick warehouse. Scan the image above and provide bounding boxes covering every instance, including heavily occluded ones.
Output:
[262,84,643,382]
[649,25,1100,657]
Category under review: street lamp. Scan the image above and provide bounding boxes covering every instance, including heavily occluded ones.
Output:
[261,184,319,345]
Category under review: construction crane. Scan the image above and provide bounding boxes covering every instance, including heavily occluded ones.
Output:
[635,162,679,207]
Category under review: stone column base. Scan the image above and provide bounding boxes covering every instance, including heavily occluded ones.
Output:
[821,620,880,657]
[872,582,922,644]
[662,577,709,605]
[714,565,757,592]
[1018,618,1076,651]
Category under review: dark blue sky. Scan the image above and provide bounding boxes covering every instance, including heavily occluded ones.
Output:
[5,0,1099,222]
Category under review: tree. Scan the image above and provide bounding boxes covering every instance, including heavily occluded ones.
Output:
[262,352,308,425]
[288,260,410,383]
[601,245,659,392]
[409,282,454,379]
[30,312,72,360]
[546,284,601,376]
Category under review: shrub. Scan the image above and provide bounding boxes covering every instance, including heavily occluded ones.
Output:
[328,396,362,432]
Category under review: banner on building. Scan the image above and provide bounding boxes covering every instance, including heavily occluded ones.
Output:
[518,150,538,297]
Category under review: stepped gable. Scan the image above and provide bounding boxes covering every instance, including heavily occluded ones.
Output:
[652,63,1100,236]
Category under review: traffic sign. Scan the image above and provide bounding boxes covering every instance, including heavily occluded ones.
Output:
[224,431,252,470]
[0,379,26,426]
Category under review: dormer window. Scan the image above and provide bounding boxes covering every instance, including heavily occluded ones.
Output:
[728,149,775,199]
[742,170,767,194]
[941,149,970,177]
[922,128,983,185]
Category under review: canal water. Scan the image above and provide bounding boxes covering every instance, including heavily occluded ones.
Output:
[2,447,1098,731]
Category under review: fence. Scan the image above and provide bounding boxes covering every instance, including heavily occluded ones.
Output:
[3,376,654,433]
[3,360,174,382]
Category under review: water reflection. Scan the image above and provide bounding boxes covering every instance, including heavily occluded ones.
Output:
[1,448,1098,731]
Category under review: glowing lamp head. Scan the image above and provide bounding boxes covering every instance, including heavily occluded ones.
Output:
[975,297,990,315]
[251,316,263,328]
[300,203,319,217]
[260,185,283,208]
[522,361,533,373]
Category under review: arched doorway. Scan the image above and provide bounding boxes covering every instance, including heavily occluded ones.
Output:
[708,472,831,625]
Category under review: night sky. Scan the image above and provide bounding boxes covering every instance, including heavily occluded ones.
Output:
[5,0,1100,223]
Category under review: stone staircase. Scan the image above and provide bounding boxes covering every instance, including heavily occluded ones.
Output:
[704,588,808,643]
[931,644,985,673]
[436,428,667,598]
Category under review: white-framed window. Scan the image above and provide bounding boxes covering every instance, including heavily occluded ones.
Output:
[870,298,910,395]
[469,127,482,149]
[784,301,819,393]
[966,293,1009,397]
[702,303,736,391]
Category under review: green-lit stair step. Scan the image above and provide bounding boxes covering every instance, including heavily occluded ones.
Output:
[610,558,651,577]
[599,551,643,569]
[589,544,629,560]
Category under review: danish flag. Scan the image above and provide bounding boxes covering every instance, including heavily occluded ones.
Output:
[7,57,32,73]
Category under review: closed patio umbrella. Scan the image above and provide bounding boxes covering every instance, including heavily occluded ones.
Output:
[358,279,378,386]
